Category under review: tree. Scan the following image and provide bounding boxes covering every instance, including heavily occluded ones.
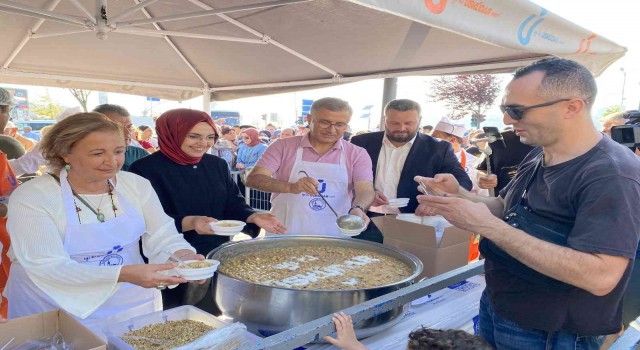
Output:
[602,105,622,117]
[68,89,92,112]
[429,74,502,128]
[30,91,63,119]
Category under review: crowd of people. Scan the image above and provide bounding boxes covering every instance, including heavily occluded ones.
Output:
[0,57,637,350]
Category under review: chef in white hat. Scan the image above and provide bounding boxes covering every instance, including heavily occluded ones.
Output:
[431,117,488,196]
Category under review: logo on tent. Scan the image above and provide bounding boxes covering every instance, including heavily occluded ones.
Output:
[576,34,597,53]
[424,0,448,14]
[518,8,562,46]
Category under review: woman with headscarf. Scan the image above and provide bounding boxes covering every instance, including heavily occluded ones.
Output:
[129,109,286,308]
[235,128,268,170]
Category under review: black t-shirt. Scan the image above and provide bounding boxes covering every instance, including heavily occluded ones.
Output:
[500,137,640,260]
[477,130,535,195]
[487,136,640,334]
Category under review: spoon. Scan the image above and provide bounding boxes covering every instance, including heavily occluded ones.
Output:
[298,171,366,230]
[165,251,187,268]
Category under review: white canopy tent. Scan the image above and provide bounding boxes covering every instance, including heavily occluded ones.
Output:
[0,0,626,108]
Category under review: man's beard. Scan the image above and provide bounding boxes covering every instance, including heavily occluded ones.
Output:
[385,128,417,143]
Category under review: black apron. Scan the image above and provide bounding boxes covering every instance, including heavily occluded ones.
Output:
[481,154,573,290]
[479,153,628,334]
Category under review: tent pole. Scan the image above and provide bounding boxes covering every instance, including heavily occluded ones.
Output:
[380,77,397,130]
[202,89,211,113]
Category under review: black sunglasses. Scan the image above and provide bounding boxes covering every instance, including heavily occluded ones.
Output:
[499,98,572,121]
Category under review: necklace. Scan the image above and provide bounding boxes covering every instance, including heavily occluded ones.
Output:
[49,174,119,223]
[71,182,117,223]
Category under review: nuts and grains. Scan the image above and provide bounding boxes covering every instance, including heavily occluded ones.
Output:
[122,320,213,350]
[218,246,413,290]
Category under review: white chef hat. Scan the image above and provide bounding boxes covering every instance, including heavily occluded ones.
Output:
[434,117,467,139]
[55,106,82,122]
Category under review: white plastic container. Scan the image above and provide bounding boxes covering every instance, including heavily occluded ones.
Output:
[105,306,230,350]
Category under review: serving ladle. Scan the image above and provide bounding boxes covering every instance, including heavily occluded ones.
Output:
[298,171,366,230]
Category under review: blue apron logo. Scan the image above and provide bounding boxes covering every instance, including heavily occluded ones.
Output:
[317,179,327,194]
[309,197,326,211]
[518,8,547,45]
[100,245,124,266]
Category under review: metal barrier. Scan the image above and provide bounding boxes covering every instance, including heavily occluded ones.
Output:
[231,169,272,212]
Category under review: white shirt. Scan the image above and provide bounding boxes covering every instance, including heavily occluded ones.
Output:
[455,149,489,197]
[7,171,194,316]
[8,143,46,176]
[370,134,417,214]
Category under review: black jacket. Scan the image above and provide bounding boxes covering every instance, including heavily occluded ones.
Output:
[351,131,472,213]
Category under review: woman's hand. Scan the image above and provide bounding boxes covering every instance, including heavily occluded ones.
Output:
[323,313,368,350]
[182,216,217,235]
[247,212,287,234]
[171,249,204,262]
[118,263,187,288]
[171,249,208,285]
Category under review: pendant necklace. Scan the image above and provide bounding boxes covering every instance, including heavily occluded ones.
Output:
[71,181,117,223]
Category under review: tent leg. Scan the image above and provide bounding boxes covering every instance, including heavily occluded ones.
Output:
[202,90,211,113]
[378,77,397,130]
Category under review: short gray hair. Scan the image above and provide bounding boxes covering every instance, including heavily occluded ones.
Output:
[93,104,130,117]
[514,58,597,107]
[385,99,421,115]
[309,97,352,117]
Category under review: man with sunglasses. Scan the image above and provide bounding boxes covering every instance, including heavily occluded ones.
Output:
[415,58,640,349]
[350,99,472,243]
[246,97,375,237]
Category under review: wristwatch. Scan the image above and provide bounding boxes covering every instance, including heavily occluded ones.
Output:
[350,205,365,213]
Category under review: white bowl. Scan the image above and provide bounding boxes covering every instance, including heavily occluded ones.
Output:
[338,227,365,237]
[174,259,220,280]
[388,198,409,205]
[209,220,246,236]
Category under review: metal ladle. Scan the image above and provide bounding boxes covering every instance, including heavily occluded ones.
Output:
[298,171,366,230]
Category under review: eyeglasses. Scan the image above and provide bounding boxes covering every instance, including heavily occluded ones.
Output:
[241,136,251,140]
[315,119,348,130]
[499,98,572,121]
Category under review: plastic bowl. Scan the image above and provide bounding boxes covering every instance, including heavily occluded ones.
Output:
[174,259,220,280]
[338,226,365,237]
[209,220,246,236]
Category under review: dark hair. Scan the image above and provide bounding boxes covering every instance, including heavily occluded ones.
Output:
[221,126,233,135]
[407,328,493,350]
[513,58,597,107]
[239,124,256,129]
[310,97,353,117]
[138,125,150,131]
[423,125,433,130]
[93,104,130,117]
[385,99,421,115]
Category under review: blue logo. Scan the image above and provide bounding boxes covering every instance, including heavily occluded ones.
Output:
[317,179,327,194]
[518,8,547,45]
[518,8,562,46]
[309,197,326,211]
[100,254,124,266]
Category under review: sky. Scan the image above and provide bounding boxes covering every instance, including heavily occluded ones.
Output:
[2,0,638,132]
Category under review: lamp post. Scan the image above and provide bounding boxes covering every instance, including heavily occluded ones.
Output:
[620,67,626,109]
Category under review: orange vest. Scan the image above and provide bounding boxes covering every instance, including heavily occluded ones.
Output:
[0,152,18,318]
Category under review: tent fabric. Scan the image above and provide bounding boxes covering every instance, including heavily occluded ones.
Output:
[0,0,626,101]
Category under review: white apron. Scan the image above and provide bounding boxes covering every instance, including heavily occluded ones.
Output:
[270,139,351,237]
[7,169,160,336]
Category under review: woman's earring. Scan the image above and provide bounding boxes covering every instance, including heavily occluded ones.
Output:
[64,164,71,170]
